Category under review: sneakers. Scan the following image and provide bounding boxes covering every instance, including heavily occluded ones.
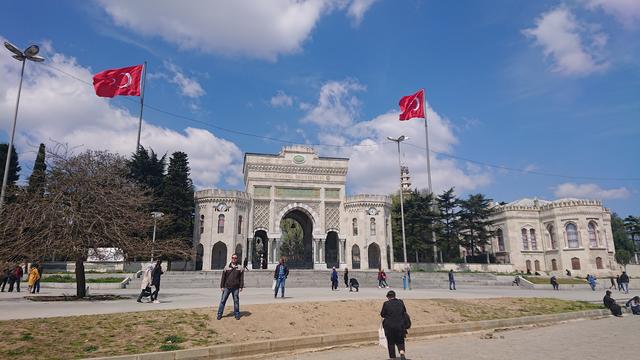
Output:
[153,300,160,304]
[136,299,142,303]
[235,316,241,320]
[216,314,222,320]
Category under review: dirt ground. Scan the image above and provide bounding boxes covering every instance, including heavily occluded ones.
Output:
[0,298,600,359]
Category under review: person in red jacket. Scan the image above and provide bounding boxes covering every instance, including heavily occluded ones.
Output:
[10,265,23,292]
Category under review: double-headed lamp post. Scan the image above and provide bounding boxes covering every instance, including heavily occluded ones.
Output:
[387,135,409,265]
[0,41,45,212]
[151,211,164,262]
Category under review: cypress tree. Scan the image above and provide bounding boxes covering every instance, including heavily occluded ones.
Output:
[127,146,166,210]
[0,143,21,186]
[160,151,194,243]
[27,143,47,195]
[436,187,461,261]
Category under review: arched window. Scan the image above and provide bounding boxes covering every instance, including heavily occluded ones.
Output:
[547,225,557,249]
[199,214,205,237]
[526,260,532,271]
[370,218,376,236]
[551,259,558,271]
[352,218,358,236]
[566,223,579,248]
[596,257,603,269]
[534,260,540,271]
[571,257,581,270]
[237,215,243,235]
[497,229,505,252]
[521,229,529,250]
[530,229,537,250]
[385,218,389,238]
[588,222,597,248]
[217,214,225,234]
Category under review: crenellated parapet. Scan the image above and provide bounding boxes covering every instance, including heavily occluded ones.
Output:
[194,189,251,205]
[345,194,392,212]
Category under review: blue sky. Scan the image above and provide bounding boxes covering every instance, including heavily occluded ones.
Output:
[0,0,638,216]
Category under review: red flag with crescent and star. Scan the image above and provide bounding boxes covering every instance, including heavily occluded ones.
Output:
[92,64,143,98]
[398,89,425,121]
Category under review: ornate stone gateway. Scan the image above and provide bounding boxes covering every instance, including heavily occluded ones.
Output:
[194,146,394,270]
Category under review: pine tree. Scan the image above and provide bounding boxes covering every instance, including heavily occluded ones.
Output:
[0,143,21,186]
[458,193,495,258]
[27,143,47,195]
[436,187,461,261]
[391,189,438,262]
[127,146,166,209]
[160,151,194,243]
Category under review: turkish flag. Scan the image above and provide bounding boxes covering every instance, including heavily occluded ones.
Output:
[92,64,143,98]
[398,89,425,121]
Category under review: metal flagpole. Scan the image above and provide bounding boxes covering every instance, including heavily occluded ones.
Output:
[396,141,408,265]
[135,61,148,153]
[422,92,438,263]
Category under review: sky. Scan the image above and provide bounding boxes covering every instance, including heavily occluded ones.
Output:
[0,0,638,216]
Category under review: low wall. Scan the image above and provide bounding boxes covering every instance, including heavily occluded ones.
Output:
[624,264,640,278]
[394,262,515,273]
[42,261,192,273]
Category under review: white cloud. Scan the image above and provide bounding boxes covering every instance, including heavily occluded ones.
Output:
[523,7,609,76]
[553,183,631,200]
[97,0,378,61]
[270,91,294,107]
[0,36,241,188]
[585,0,640,28]
[163,61,205,98]
[299,82,491,195]
[301,79,366,127]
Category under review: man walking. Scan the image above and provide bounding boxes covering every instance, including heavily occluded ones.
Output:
[217,254,244,320]
[448,269,456,290]
[550,275,559,291]
[380,290,409,360]
[273,257,289,298]
[12,264,23,292]
[619,271,630,294]
[331,267,339,291]
[343,267,349,288]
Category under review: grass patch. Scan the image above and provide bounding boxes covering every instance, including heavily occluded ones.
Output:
[163,335,184,344]
[524,276,587,285]
[159,344,181,351]
[41,275,125,283]
[83,345,98,352]
[18,333,33,341]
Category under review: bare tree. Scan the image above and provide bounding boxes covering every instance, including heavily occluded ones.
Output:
[0,150,190,298]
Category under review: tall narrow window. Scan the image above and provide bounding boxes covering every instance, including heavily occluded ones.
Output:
[199,214,205,237]
[237,215,243,235]
[385,218,389,238]
[571,257,581,270]
[530,229,537,250]
[566,223,579,248]
[596,257,603,269]
[521,228,529,250]
[526,260,532,271]
[534,260,540,271]
[497,229,505,252]
[551,259,558,271]
[370,218,376,236]
[547,225,557,249]
[588,222,597,248]
[217,214,225,234]
[352,218,358,236]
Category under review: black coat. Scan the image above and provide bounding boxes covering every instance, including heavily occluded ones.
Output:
[380,298,407,333]
[603,294,615,309]
[619,273,630,283]
[151,265,163,286]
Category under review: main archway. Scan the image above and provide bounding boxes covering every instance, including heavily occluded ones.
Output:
[280,208,314,269]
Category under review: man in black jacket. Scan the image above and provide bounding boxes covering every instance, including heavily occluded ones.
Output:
[380,290,408,360]
[619,271,630,294]
[150,259,164,303]
[273,257,289,298]
[603,290,622,317]
[217,254,244,320]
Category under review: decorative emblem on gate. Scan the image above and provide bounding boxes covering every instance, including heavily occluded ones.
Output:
[293,154,306,164]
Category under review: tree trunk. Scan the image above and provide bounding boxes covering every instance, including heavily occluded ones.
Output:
[75,257,86,298]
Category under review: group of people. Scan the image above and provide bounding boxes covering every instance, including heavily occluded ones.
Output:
[608,271,631,293]
[1,263,42,294]
[136,259,164,303]
[603,290,640,316]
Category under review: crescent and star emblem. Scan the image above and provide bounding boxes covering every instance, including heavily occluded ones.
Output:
[412,97,420,111]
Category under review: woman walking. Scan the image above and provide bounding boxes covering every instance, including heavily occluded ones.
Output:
[150,259,164,303]
[380,290,409,360]
[343,267,349,288]
[27,264,40,293]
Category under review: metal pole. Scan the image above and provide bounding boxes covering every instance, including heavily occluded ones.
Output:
[0,59,26,213]
[397,141,408,265]
[423,96,438,263]
[135,61,148,153]
[151,216,157,262]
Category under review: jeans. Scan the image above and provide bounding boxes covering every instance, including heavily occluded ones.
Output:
[384,328,406,359]
[590,283,596,291]
[275,278,285,298]
[621,282,629,293]
[217,288,240,318]
[449,280,456,290]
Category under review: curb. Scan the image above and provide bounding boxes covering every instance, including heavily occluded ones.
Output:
[86,309,609,360]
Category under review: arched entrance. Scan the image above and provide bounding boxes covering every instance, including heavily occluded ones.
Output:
[325,231,339,269]
[280,208,314,269]
[252,230,269,269]
[368,243,381,270]
[352,244,361,269]
[195,244,203,271]
[211,242,227,270]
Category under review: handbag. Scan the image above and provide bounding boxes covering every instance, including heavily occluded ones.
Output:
[404,312,412,330]
[272,279,277,291]
[378,323,387,349]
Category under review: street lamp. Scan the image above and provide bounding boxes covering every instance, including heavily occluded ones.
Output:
[387,135,409,265]
[0,41,45,212]
[151,211,164,261]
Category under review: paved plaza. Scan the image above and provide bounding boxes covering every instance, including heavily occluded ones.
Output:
[0,284,634,320]
[274,316,640,360]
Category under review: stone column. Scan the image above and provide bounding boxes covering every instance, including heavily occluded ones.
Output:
[320,240,325,263]
[312,240,318,263]
[339,239,345,263]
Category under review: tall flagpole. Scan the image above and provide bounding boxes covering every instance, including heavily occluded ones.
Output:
[135,61,148,153]
[422,91,438,263]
